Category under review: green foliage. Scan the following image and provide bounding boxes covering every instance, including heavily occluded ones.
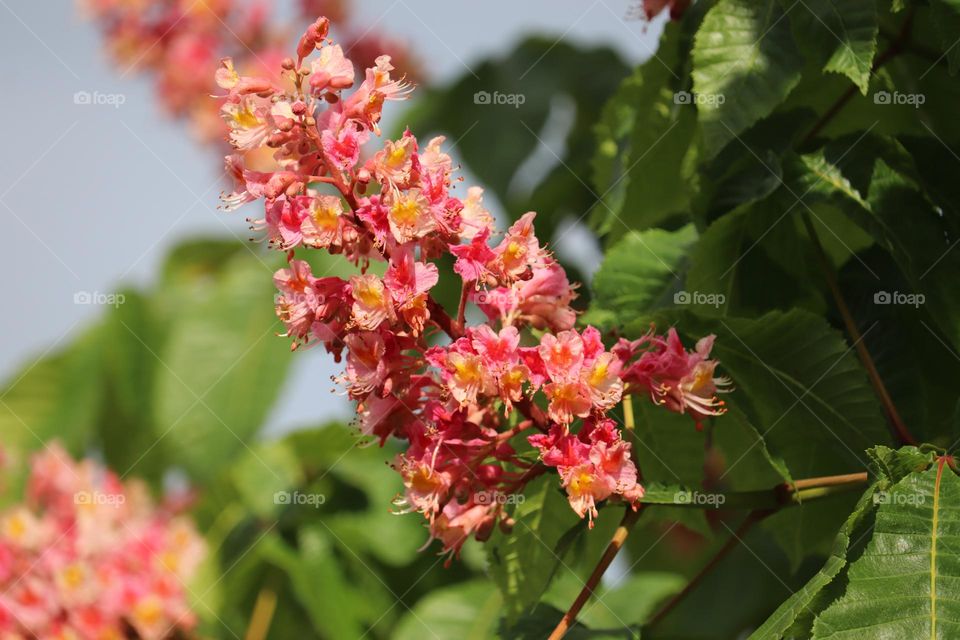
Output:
[9,3,960,636]
[752,448,960,638]
[401,37,629,246]
[692,0,803,157]
[487,474,579,623]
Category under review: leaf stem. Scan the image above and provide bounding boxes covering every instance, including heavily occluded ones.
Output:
[800,213,916,446]
[244,571,281,640]
[547,507,644,640]
[547,471,868,637]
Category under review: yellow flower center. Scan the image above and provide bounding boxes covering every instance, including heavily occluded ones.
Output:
[356,281,385,308]
[410,466,440,493]
[569,471,595,496]
[452,355,482,385]
[588,361,608,387]
[391,196,422,226]
[388,145,407,167]
[61,564,85,589]
[232,104,261,129]
[5,514,25,540]
[312,203,340,231]
[133,598,162,628]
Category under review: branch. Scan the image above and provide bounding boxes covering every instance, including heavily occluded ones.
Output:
[547,506,644,640]
[799,10,914,148]
[800,214,916,446]
[646,472,868,630]
[647,509,772,628]
[546,471,868,638]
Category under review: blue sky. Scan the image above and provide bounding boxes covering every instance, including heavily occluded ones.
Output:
[0,0,660,433]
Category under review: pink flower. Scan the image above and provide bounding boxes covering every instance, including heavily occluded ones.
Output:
[309,44,355,94]
[384,188,435,243]
[618,328,730,429]
[539,330,585,382]
[213,21,728,559]
[450,228,496,283]
[372,131,419,188]
[458,186,494,240]
[321,114,369,172]
[350,274,396,330]
[0,444,204,638]
[530,420,644,526]
[495,212,548,279]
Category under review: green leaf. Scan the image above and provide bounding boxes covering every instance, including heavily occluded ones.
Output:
[153,250,291,481]
[97,289,166,481]
[683,203,828,318]
[930,0,960,75]
[583,225,697,330]
[813,464,960,636]
[393,580,502,640]
[487,474,578,622]
[230,440,304,519]
[867,444,936,484]
[0,326,102,463]
[692,0,803,157]
[675,309,891,563]
[749,485,878,639]
[402,38,629,241]
[786,0,878,93]
[259,528,366,639]
[590,22,699,234]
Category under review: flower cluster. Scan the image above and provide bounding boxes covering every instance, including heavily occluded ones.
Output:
[0,444,205,639]
[82,0,419,144]
[219,16,728,560]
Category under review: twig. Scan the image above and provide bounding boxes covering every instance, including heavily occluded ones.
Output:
[547,471,869,638]
[647,509,773,628]
[547,507,644,640]
[800,213,916,446]
[800,10,914,148]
